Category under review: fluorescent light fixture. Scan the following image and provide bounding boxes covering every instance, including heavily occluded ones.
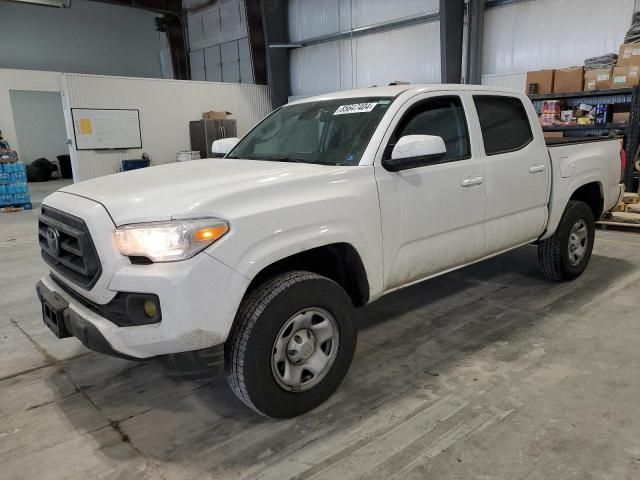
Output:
[8,0,70,7]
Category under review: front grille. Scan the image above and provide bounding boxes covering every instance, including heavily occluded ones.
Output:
[39,206,102,289]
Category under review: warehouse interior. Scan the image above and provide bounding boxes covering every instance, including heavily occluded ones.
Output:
[1,0,640,478]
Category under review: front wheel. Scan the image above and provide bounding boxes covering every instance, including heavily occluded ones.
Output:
[225,271,357,418]
[538,200,595,281]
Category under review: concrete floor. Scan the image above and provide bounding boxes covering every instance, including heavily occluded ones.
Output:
[1,180,640,479]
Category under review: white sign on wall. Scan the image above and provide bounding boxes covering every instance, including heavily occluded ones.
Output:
[71,108,142,150]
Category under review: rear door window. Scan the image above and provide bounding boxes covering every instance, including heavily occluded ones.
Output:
[473,96,533,155]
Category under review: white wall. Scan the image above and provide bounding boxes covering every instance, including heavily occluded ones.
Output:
[481,73,527,92]
[61,74,272,181]
[0,0,163,78]
[288,0,440,96]
[9,91,68,165]
[0,69,63,162]
[483,0,637,76]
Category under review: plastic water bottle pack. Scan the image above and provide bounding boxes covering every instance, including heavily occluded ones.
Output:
[0,161,32,208]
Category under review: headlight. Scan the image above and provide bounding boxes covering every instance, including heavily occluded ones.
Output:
[114,218,229,262]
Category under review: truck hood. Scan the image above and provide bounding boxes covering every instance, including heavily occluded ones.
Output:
[60,158,350,225]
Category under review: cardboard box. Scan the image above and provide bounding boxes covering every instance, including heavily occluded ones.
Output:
[560,110,574,122]
[526,69,555,94]
[584,68,612,91]
[544,131,564,139]
[617,43,640,67]
[611,66,640,88]
[202,110,232,120]
[613,111,631,124]
[553,67,584,93]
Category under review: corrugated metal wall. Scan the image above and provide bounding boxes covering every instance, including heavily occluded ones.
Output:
[483,0,637,75]
[290,23,441,96]
[288,0,640,96]
[61,73,272,181]
[288,0,439,42]
[288,0,440,96]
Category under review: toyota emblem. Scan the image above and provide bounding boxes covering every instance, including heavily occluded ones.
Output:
[46,226,60,257]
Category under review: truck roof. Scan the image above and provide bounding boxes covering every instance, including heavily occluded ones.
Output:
[288,84,523,105]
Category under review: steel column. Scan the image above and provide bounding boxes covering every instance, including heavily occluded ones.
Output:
[261,0,291,108]
[246,0,268,85]
[466,0,485,84]
[439,0,465,84]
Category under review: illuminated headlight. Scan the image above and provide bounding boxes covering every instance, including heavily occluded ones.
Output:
[114,218,229,262]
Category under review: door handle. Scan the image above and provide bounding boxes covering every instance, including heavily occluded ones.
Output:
[461,176,484,187]
[529,164,546,174]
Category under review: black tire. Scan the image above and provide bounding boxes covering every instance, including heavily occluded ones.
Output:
[538,200,595,281]
[225,271,357,418]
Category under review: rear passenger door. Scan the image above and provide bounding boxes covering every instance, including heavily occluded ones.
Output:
[471,94,550,253]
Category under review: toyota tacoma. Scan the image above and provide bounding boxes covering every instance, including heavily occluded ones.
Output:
[36,85,625,418]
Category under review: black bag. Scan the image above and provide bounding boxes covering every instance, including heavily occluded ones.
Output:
[625,11,640,44]
[26,158,58,182]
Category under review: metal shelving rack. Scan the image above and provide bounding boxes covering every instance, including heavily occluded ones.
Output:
[529,86,640,191]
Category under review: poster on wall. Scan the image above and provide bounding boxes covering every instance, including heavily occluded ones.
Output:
[71,108,142,150]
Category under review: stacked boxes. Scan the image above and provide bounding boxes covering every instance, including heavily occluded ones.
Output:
[553,67,584,93]
[526,44,640,94]
[0,158,32,208]
[525,70,555,94]
[612,65,640,88]
[584,68,613,91]
[617,43,640,67]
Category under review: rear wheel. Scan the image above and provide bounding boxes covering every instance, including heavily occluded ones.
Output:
[538,200,595,281]
[225,271,356,418]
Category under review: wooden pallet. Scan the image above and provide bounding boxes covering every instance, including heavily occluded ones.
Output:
[597,220,640,231]
[597,212,640,231]
[0,202,32,213]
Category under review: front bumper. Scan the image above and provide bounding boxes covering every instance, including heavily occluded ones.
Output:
[36,280,137,360]
[38,191,251,359]
[38,247,249,359]
[36,279,226,377]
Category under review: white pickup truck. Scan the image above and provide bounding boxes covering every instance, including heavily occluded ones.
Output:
[36,84,625,418]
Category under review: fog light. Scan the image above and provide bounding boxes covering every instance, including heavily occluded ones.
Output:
[143,300,158,319]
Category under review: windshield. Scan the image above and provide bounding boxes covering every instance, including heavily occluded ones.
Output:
[227,97,394,166]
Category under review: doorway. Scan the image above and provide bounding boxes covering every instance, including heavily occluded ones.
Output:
[9,90,72,181]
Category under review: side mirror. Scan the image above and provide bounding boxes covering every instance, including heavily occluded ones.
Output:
[211,137,239,158]
[382,135,447,172]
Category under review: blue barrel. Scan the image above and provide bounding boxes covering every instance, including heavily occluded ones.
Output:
[121,159,150,171]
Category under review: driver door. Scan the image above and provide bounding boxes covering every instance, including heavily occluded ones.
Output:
[374,93,486,290]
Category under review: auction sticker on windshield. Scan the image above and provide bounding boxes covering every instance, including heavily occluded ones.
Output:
[334,103,378,115]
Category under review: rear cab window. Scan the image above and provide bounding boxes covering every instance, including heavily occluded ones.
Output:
[473,95,533,155]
